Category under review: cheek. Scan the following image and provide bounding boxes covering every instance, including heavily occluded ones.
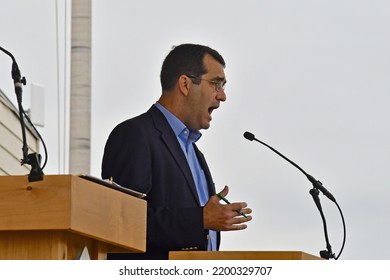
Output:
[190,90,213,117]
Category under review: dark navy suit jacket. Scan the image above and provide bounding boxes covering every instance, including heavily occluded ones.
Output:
[101,105,220,259]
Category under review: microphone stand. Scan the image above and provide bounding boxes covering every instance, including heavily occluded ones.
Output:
[243,131,346,259]
[309,188,335,259]
[1,46,44,182]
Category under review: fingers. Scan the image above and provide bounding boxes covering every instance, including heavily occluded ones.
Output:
[224,223,248,231]
[239,207,252,216]
[204,186,252,231]
[204,203,252,231]
[218,214,253,231]
[228,202,248,212]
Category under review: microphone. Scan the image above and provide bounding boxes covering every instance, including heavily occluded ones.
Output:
[0,46,26,102]
[243,131,336,203]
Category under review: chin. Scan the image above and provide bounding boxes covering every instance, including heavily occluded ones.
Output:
[202,123,211,130]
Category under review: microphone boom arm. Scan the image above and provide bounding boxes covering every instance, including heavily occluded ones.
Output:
[243,131,346,259]
[244,131,335,202]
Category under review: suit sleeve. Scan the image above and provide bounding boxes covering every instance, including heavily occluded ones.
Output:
[101,120,153,194]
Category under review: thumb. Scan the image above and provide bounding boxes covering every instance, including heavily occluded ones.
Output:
[217,185,229,199]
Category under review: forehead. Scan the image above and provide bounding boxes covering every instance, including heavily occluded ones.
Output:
[203,54,225,79]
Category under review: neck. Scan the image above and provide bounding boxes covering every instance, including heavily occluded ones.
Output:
[159,94,184,121]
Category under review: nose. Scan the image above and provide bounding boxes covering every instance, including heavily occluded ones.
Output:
[217,90,227,102]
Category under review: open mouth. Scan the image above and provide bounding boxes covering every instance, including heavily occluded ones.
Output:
[208,106,218,115]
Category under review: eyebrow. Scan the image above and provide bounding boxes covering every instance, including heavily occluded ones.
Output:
[210,76,226,82]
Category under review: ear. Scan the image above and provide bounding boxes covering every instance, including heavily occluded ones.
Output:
[178,75,191,97]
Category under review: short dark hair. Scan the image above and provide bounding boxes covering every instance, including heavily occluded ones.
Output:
[160,43,226,91]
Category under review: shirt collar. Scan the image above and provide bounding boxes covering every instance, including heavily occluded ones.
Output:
[155,102,202,144]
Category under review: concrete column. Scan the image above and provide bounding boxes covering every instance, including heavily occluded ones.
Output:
[69,0,91,174]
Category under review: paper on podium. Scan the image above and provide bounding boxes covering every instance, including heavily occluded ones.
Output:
[79,174,146,198]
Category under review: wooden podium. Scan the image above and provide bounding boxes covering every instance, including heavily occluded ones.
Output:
[0,175,146,260]
[169,251,322,260]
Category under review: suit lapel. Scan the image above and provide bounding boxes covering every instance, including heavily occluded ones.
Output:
[148,105,220,248]
[193,144,216,196]
[148,106,201,205]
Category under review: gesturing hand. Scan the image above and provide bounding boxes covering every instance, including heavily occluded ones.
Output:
[203,185,252,231]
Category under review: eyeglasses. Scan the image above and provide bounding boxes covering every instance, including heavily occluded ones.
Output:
[187,75,226,92]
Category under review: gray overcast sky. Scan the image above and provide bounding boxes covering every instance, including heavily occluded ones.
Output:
[1,0,389,260]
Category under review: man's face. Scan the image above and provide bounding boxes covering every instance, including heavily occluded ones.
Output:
[185,54,227,131]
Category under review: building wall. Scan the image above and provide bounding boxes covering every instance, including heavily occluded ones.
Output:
[0,89,39,175]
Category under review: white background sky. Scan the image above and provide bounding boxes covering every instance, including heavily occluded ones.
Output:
[1,0,389,260]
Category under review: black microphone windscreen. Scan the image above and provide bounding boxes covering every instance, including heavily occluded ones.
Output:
[243,131,255,141]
